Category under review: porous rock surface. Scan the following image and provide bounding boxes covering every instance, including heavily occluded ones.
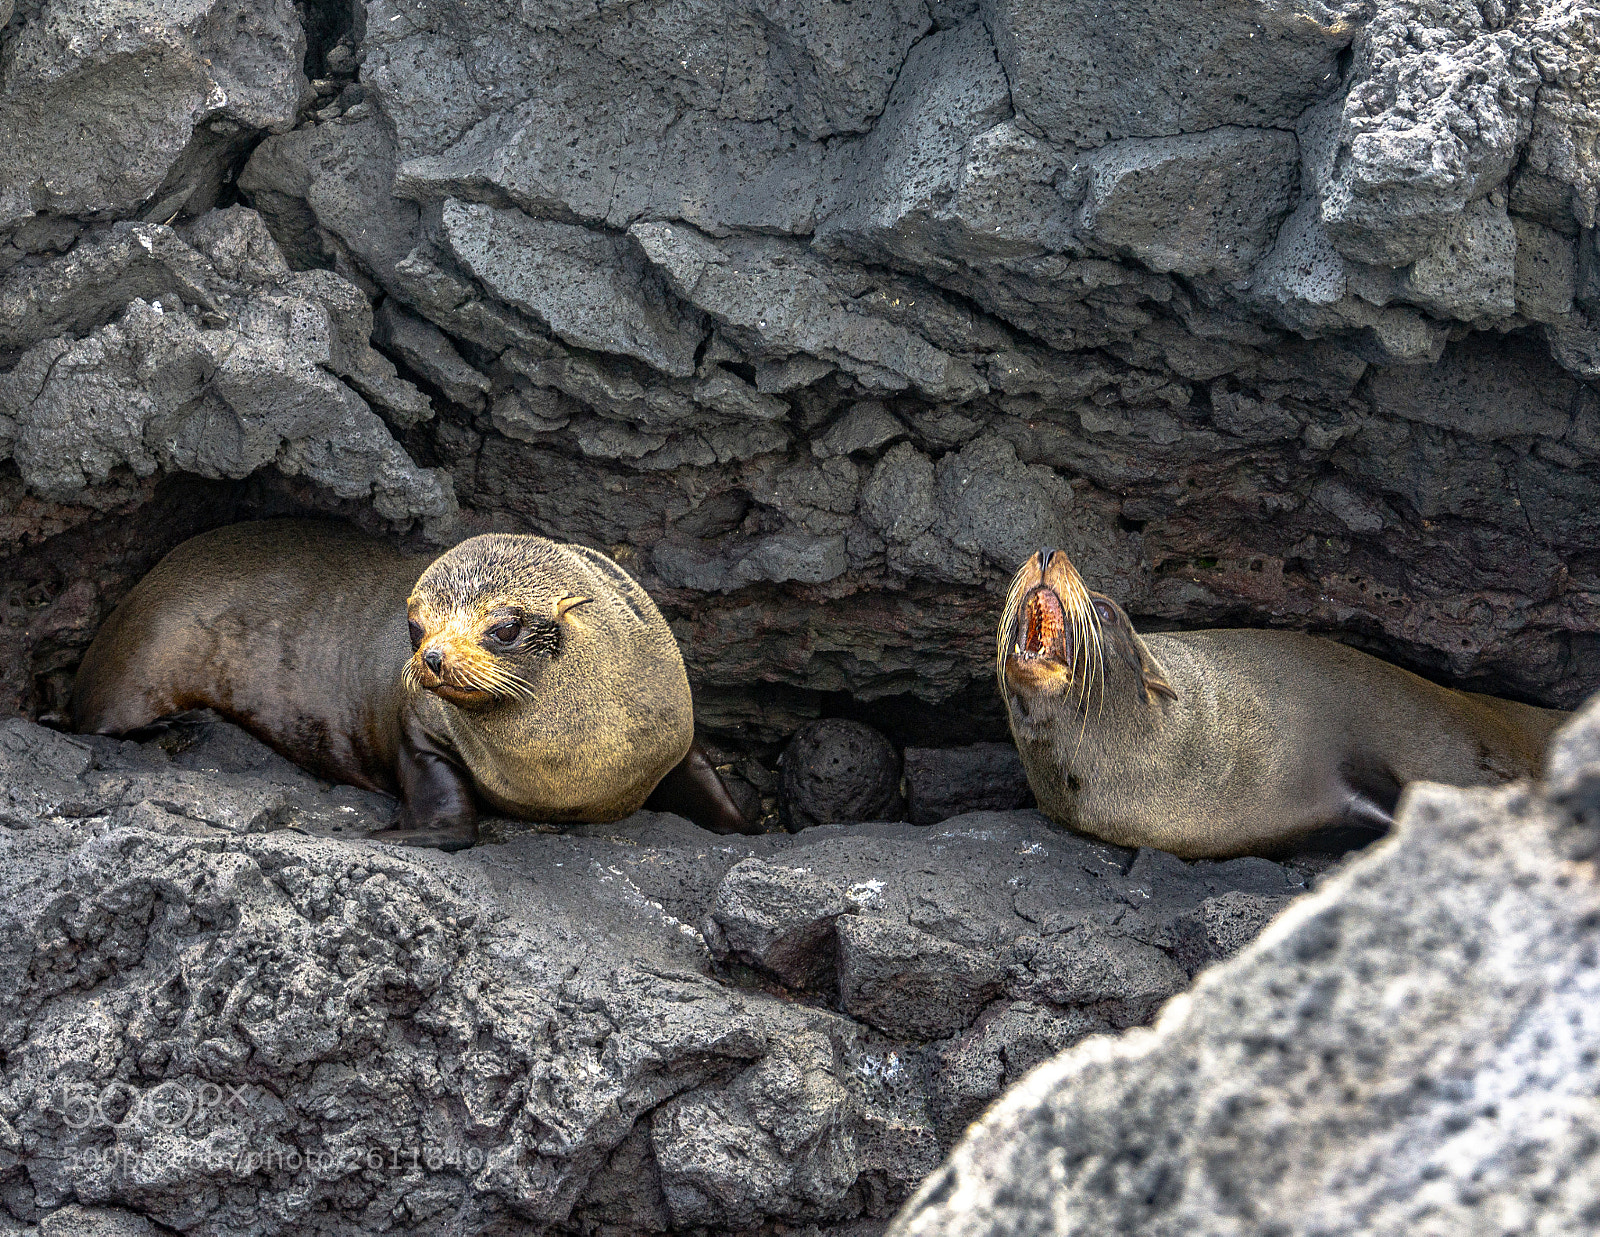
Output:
[0,3,1597,1227]
[0,208,451,521]
[0,0,1594,738]
[780,718,906,831]
[0,714,1308,1234]
[889,698,1600,1237]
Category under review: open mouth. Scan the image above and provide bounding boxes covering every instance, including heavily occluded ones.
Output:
[1012,585,1070,664]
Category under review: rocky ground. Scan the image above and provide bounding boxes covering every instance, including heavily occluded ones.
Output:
[891,697,1600,1237]
[0,714,1315,1234]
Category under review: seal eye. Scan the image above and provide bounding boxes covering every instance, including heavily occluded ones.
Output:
[487,619,523,646]
[408,619,424,650]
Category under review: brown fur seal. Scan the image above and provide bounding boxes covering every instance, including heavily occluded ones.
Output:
[998,548,1568,859]
[72,519,752,849]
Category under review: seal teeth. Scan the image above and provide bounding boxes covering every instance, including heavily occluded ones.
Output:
[1015,587,1069,661]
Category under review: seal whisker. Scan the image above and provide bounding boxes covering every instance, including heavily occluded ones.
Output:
[489,666,539,701]
[470,659,539,702]
[1065,572,1099,761]
[1088,593,1107,738]
[461,661,511,699]
[996,565,1032,708]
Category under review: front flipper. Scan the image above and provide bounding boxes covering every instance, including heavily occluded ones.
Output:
[368,713,479,852]
[646,742,759,835]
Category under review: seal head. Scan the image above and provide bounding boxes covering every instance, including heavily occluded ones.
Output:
[389,534,699,840]
[403,538,590,712]
[999,547,1173,746]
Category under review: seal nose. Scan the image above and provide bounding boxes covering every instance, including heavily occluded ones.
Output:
[1039,547,1055,573]
[423,648,444,675]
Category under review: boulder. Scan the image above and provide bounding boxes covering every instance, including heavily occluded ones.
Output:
[780,719,904,830]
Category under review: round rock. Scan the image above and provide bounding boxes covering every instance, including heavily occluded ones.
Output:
[779,719,902,832]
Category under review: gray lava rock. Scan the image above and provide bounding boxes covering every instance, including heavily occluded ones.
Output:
[706,856,854,989]
[1078,127,1301,278]
[984,0,1358,146]
[813,401,911,460]
[0,715,1314,1234]
[442,199,705,378]
[631,222,988,401]
[815,21,1021,263]
[889,699,1600,1237]
[0,211,451,522]
[373,299,492,412]
[367,0,931,232]
[904,743,1035,824]
[0,0,305,235]
[781,719,904,831]
[1319,0,1540,266]
[838,916,1006,1039]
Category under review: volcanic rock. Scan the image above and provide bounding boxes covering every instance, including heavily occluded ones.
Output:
[0,714,1311,1233]
[903,743,1036,824]
[890,700,1600,1237]
[781,719,905,830]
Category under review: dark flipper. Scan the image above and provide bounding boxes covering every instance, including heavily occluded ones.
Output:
[1289,761,1399,856]
[646,742,759,835]
[368,713,479,852]
[1338,755,1402,834]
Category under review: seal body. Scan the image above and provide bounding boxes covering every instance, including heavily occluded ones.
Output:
[72,520,750,847]
[998,549,1568,859]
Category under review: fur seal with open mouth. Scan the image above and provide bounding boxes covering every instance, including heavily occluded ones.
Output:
[997,548,1568,859]
[71,519,753,849]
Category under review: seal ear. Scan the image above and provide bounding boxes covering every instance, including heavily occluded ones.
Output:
[1139,657,1178,704]
[1089,593,1177,705]
[555,594,591,620]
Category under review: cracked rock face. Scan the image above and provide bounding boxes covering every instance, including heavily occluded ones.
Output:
[0,0,1594,739]
[0,0,1593,732]
[0,0,305,237]
[0,714,1309,1233]
[889,700,1600,1237]
[0,210,450,520]
[0,3,1597,1224]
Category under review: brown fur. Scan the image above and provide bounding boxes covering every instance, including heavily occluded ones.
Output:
[72,520,694,829]
[998,549,1569,859]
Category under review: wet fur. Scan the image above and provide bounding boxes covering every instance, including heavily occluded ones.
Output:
[998,551,1569,859]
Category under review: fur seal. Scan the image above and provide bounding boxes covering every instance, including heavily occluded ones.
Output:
[72,519,752,849]
[998,548,1568,859]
